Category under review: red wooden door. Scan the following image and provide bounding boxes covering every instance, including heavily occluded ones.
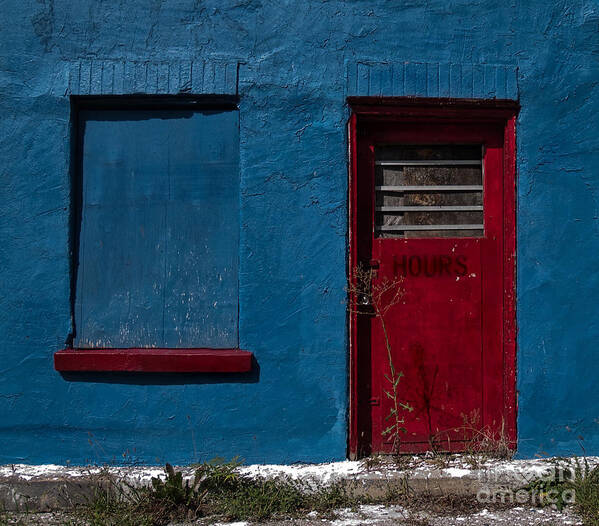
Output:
[350,110,516,455]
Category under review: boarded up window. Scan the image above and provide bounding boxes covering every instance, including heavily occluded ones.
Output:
[375,145,483,238]
[74,108,239,348]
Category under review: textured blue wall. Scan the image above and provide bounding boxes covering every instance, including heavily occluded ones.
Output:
[0,0,598,464]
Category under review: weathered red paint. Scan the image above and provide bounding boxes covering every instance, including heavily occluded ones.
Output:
[348,98,518,457]
[348,112,359,458]
[54,348,253,373]
[502,115,518,448]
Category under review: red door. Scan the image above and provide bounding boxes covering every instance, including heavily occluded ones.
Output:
[349,103,517,456]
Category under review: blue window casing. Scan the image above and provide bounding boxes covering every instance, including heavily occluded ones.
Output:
[73,103,240,349]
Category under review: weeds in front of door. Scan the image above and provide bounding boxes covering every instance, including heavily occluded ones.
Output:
[348,263,414,454]
[456,411,513,468]
[423,411,513,468]
[72,459,509,525]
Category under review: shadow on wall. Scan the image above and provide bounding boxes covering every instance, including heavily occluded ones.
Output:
[58,356,260,385]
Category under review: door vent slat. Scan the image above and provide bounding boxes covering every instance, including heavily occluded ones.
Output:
[375,160,481,166]
[376,185,483,192]
[376,224,484,231]
[376,205,483,212]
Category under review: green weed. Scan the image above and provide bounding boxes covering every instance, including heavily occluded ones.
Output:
[521,457,599,524]
[75,459,381,525]
[523,463,574,511]
[570,459,599,525]
[348,263,413,454]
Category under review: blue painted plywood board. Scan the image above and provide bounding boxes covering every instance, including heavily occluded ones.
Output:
[74,109,239,348]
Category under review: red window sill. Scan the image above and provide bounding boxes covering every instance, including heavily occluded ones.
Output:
[54,348,253,373]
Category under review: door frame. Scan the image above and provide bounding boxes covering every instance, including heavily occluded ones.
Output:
[347,97,520,459]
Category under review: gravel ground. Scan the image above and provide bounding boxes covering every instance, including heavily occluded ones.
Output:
[1,505,584,525]
[264,504,584,525]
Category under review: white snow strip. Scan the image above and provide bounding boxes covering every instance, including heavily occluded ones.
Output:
[1,455,598,487]
[0,464,165,482]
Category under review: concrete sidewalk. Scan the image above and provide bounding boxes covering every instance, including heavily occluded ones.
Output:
[0,455,592,513]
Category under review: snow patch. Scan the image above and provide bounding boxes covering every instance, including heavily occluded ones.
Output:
[239,460,363,483]
[328,504,410,526]
[442,467,472,477]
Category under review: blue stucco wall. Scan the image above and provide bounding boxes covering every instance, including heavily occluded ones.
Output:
[0,0,598,464]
